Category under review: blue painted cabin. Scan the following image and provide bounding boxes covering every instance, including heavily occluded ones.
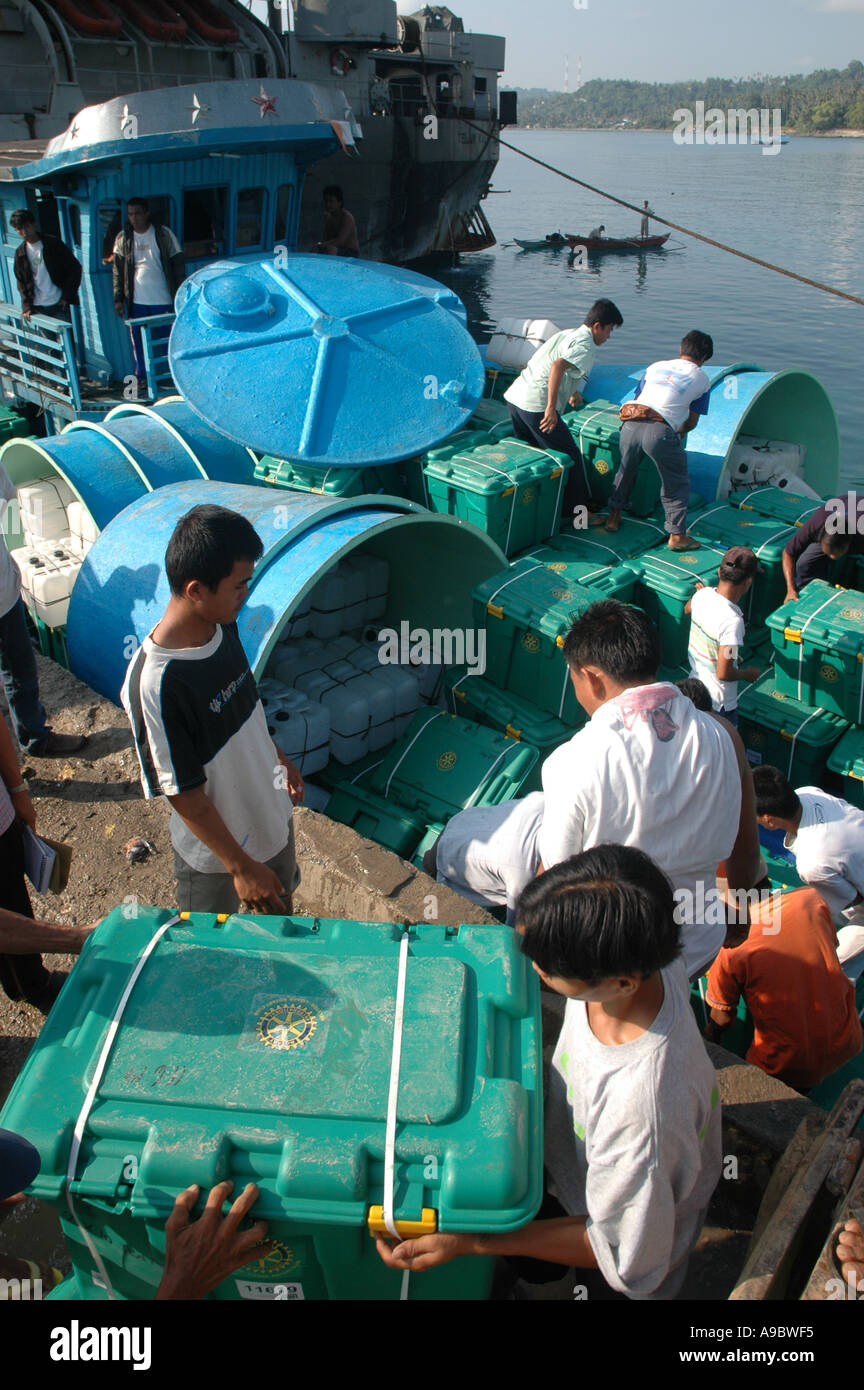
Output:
[0,77,355,428]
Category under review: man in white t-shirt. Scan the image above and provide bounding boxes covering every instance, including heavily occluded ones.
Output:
[604,329,713,550]
[504,298,623,517]
[113,197,185,387]
[10,209,82,324]
[686,546,764,725]
[752,768,864,981]
[538,599,758,978]
[427,792,544,923]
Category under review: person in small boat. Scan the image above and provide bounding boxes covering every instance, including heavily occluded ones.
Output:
[781,499,862,602]
[536,600,759,979]
[588,224,606,239]
[113,197,186,391]
[640,200,653,239]
[704,887,862,1094]
[504,298,623,519]
[752,767,864,982]
[10,209,82,324]
[316,185,359,257]
[375,844,723,1300]
[684,546,764,726]
[603,329,714,551]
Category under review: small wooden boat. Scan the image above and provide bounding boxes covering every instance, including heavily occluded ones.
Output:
[514,234,569,251]
[566,232,670,253]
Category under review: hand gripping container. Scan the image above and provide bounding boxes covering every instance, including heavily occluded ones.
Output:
[473,556,635,724]
[561,399,661,516]
[326,709,538,861]
[422,438,572,558]
[826,728,864,812]
[736,671,849,783]
[0,908,542,1302]
[624,541,729,669]
[685,502,796,630]
[767,581,864,725]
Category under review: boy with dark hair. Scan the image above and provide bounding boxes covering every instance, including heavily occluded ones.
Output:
[122,505,304,914]
[604,329,714,550]
[375,844,722,1299]
[752,766,864,979]
[504,299,624,517]
[539,599,758,976]
[685,545,764,724]
[10,208,81,323]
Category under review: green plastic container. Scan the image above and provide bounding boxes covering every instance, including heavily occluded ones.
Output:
[423,439,572,558]
[767,580,864,723]
[624,541,728,669]
[561,400,661,517]
[326,709,538,858]
[686,503,795,631]
[826,727,864,811]
[729,487,823,530]
[473,556,634,722]
[737,671,849,782]
[0,407,30,446]
[529,514,668,564]
[443,668,576,792]
[760,849,804,891]
[26,611,70,669]
[0,907,542,1302]
[253,456,404,497]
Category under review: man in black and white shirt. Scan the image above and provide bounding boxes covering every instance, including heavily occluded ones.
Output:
[122,506,303,914]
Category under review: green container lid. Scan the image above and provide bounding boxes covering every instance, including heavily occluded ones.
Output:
[424,438,572,557]
[688,502,795,558]
[0,909,542,1297]
[424,439,571,496]
[530,515,667,564]
[425,429,494,464]
[767,581,864,722]
[625,541,728,599]
[253,457,403,497]
[444,667,578,748]
[737,671,849,779]
[729,487,823,530]
[561,399,621,451]
[826,727,864,811]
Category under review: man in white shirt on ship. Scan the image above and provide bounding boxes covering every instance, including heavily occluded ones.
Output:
[752,767,864,981]
[685,546,764,726]
[504,298,624,520]
[538,599,760,979]
[603,330,713,551]
[11,209,82,325]
[113,197,186,393]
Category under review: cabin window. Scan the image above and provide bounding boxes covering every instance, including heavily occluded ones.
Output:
[236,187,265,249]
[274,184,294,244]
[67,204,81,250]
[474,77,487,93]
[183,186,227,259]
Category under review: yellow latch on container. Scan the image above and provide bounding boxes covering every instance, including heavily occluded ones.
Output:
[367,1207,438,1237]
[505,723,522,740]
[180,911,229,922]
[784,628,802,643]
[486,603,504,619]
[556,634,565,648]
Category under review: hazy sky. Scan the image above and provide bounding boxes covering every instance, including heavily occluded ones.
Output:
[395,0,863,90]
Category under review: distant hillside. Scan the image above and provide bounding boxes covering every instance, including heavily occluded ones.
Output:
[515,62,864,132]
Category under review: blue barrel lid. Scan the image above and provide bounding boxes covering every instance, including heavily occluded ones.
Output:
[169,254,484,466]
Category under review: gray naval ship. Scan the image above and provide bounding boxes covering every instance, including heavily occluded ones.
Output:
[0,0,511,261]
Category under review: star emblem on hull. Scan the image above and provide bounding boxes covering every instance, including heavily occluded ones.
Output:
[188,94,210,125]
[252,85,277,118]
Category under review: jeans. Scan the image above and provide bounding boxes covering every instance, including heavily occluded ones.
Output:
[716,705,739,727]
[507,403,590,511]
[33,303,71,322]
[611,420,691,535]
[129,302,172,379]
[0,597,49,751]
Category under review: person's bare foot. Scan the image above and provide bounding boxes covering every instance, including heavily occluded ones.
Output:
[668,534,700,552]
[837,1218,864,1283]
[604,508,622,533]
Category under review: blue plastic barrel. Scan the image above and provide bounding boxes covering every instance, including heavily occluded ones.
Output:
[104,398,257,485]
[582,361,839,500]
[66,483,507,702]
[170,255,485,466]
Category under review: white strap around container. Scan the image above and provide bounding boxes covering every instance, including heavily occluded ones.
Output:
[65,914,181,1300]
[785,707,824,781]
[382,930,412,1301]
[795,590,841,701]
[383,710,445,798]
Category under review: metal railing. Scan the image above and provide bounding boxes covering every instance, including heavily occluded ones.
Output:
[131,312,175,401]
[0,305,81,415]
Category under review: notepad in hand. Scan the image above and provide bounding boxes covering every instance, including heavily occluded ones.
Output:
[22,826,57,895]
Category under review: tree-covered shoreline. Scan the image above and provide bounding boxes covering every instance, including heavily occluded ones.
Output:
[514,61,864,133]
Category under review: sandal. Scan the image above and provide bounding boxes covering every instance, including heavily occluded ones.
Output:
[668,534,700,552]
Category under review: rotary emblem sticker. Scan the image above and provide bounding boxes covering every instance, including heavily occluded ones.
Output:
[678,555,698,565]
[596,460,610,475]
[551,588,571,601]
[546,562,567,573]
[255,998,320,1051]
[241,1240,301,1277]
[436,750,457,771]
[841,608,863,622]
[522,631,541,652]
[820,664,839,683]
[521,486,535,506]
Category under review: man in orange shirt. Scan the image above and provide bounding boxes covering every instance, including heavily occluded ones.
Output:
[704,887,862,1092]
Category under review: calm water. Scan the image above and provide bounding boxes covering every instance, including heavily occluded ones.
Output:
[433,130,864,489]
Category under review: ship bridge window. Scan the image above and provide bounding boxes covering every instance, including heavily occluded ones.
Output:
[275,185,294,244]
[98,197,174,266]
[183,186,227,260]
[474,77,488,93]
[236,187,265,249]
